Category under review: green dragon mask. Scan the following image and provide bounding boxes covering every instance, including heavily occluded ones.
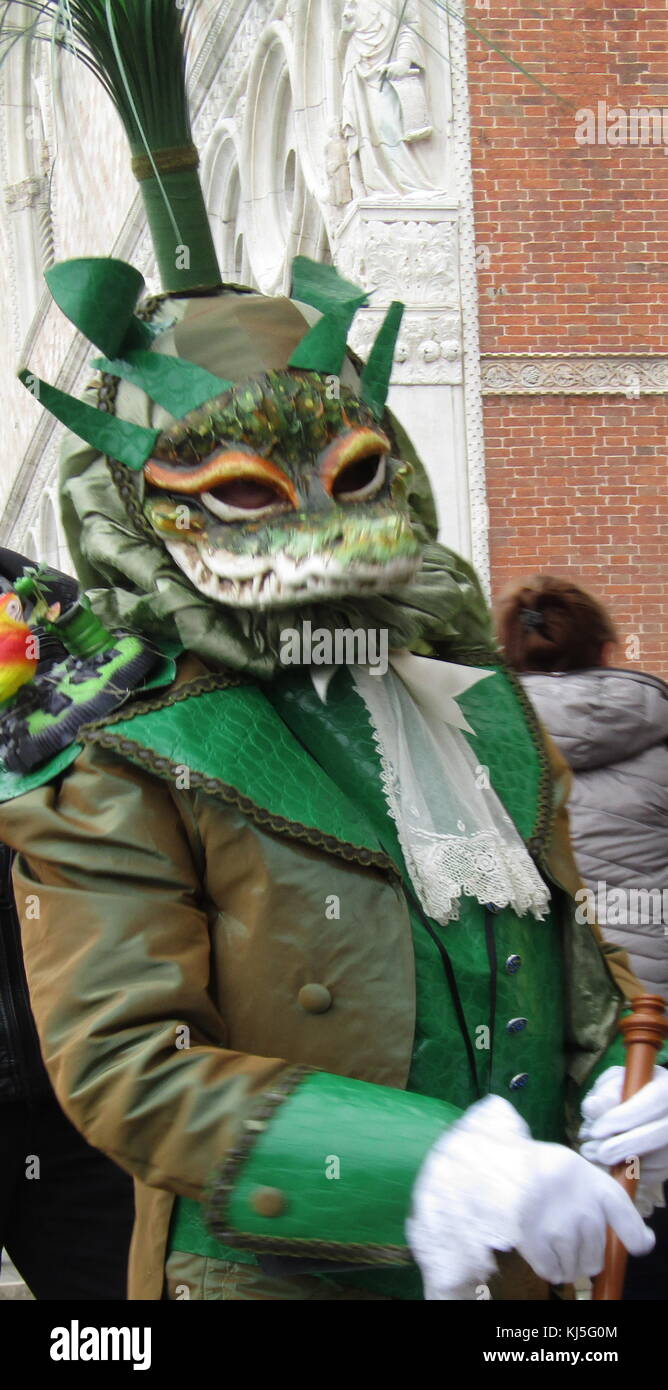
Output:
[17,256,494,677]
[0,274,495,783]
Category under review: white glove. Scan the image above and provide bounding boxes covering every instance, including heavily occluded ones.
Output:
[579,1065,668,1215]
[515,1139,654,1286]
[580,1066,668,1176]
[407,1094,654,1300]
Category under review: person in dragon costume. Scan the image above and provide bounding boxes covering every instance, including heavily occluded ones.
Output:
[1,1,668,1302]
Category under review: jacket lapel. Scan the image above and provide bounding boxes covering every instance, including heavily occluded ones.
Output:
[82,675,395,875]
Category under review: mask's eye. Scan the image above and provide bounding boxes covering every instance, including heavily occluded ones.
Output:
[321,427,390,503]
[144,449,298,522]
[202,478,293,522]
[331,453,386,502]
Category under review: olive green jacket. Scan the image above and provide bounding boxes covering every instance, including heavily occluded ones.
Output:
[0,655,641,1299]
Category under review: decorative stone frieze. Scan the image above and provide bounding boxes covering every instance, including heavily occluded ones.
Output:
[481,354,668,396]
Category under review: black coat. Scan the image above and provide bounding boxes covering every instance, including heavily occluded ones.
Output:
[0,842,52,1101]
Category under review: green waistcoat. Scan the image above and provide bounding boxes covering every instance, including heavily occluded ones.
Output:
[267,668,567,1141]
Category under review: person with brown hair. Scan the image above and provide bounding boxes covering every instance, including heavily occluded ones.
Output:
[497,574,668,1001]
[498,573,668,1302]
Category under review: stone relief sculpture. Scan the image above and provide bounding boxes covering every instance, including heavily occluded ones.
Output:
[340,0,437,197]
[339,218,459,304]
[325,121,353,210]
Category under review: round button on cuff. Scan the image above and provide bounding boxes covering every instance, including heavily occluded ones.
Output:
[509,1073,529,1090]
[250,1187,287,1218]
[298,983,332,1014]
[505,954,522,975]
[506,1017,528,1034]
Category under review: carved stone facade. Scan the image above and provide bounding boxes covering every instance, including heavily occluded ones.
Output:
[481,354,668,397]
[0,0,490,586]
[337,208,462,384]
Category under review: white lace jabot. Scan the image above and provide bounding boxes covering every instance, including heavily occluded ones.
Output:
[313,653,550,925]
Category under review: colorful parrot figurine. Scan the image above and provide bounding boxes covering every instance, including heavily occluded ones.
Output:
[0,594,39,702]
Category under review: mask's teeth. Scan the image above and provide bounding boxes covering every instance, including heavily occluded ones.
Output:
[163,537,420,609]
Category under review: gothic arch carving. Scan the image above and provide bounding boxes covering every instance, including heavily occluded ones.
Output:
[201,120,248,282]
[241,23,304,291]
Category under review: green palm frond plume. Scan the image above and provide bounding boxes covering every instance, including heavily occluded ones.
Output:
[0,0,221,293]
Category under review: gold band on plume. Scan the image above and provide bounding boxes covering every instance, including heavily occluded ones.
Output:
[131,144,200,181]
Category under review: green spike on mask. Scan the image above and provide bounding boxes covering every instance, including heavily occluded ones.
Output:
[288,257,367,376]
[18,370,158,473]
[287,257,402,411]
[45,259,153,357]
[92,350,233,418]
[360,301,404,418]
[290,257,369,316]
[288,301,367,376]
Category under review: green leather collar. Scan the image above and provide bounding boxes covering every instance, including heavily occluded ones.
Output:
[79,656,554,873]
[81,674,398,876]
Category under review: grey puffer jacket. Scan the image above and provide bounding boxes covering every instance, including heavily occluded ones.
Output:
[521,667,668,1000]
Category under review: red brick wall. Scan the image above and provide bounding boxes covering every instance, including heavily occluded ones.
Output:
[466,2,668,678]
[484,395,668,676]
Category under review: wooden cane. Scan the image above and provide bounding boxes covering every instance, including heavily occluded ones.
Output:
[592,994,668,1300]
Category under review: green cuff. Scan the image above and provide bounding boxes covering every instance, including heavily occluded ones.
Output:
[205,1068,460,1265]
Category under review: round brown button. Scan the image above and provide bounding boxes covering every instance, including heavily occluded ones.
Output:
[250,1186,287,1218]
[298,983,333,1014]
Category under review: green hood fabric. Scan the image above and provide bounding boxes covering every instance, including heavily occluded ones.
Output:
[58,294,498,679]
